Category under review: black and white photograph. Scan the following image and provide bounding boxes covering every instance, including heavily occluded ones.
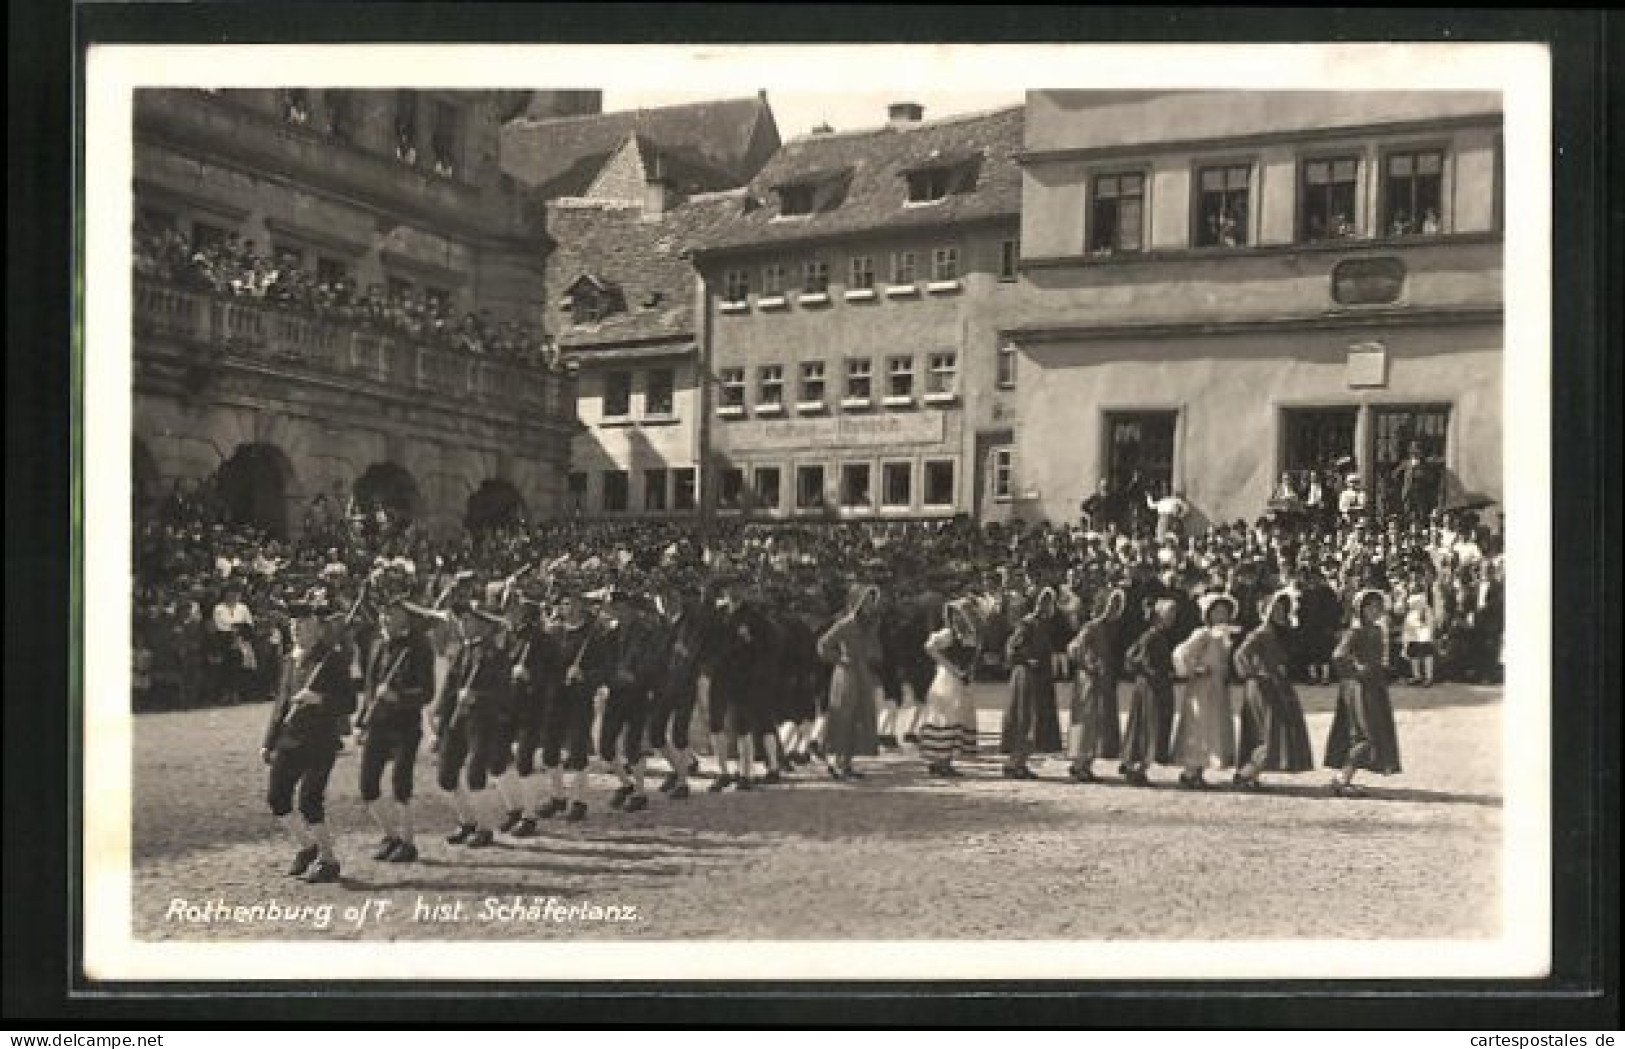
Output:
[79,41,1554,982]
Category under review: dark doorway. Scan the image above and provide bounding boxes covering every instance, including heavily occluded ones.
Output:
[466,478,527,534]
[1104,411,1177,496]
[354,462,421,521]
[213,443,294,537]
[1282,406,1358,483]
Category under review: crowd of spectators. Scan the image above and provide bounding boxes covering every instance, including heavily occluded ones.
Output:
[134,222,559,367]
[132,470,1507,712]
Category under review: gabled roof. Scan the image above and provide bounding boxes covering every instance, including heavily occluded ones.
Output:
[544,191,748,350]
[692,104,1024,254]
[501,95,779,200]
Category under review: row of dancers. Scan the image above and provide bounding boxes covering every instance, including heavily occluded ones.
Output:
[260,572,1401,884]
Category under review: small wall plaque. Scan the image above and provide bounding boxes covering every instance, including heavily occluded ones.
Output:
[1347,341,1388,388]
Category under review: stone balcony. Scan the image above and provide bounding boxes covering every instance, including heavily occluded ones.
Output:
[134,275,570,421]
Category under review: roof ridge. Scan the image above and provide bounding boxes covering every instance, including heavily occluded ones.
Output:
[785,102,1024,143]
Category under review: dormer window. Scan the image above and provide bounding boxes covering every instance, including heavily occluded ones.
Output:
[906,168,953,203]
[565,275,623,325]
[779,185,816,217]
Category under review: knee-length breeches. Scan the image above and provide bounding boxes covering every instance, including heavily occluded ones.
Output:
[436,707,509,792]
[599,682,651,764]
[539,684,595,771]
[359,709,423,803]
[647,672,698,751]
[267,743,338,823]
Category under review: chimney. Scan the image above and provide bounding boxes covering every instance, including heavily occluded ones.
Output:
[642,153,675,219]
[888,102,924,128]
[810,121,835,136]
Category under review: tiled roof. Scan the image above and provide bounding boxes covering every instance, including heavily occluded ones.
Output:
[500,96,777,200]
[544,191,747,350]
[692,104,1024,254]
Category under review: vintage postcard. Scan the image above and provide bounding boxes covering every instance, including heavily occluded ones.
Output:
[81,41,1551,981]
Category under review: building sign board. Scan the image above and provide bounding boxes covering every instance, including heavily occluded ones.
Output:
[724,410,946,452]
[1346,342,1388,388]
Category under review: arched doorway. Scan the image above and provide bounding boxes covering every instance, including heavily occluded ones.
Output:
[465,478,527,534]
[213,442,296,537]
[354,462,421,518]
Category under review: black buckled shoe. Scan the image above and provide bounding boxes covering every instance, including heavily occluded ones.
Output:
[511,817,539,838]
[372,835,403,861]
[538,798,567,819]
[761,769,783,785]
[386,840,419,863]
[669,782,691,800]
[623,793,649,813]
[734,776,754,791]
[565,802,588,823]
[446,822,477,845]
[609,785,632,810]
[499,809,525,834]
[287,844,320,877]
[707,773,734,794]
[658,772,680,794]
[302,858,342,884]
[466,828,495,848]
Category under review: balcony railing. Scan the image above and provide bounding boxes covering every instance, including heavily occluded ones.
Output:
[133,275,566,418]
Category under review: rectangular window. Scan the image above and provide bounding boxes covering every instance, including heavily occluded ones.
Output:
[1281,407,1359,481]
[1104,411,1178,496]
[719,367,746,410]
[779,185,815,216]
[997,344,1017,389]
[890,251,918,284]
[991,447,1014,501]
[723,269,751,302]
[758,364,784,407]
[602,470,629,513]
[603,371,632,418]
[752,466,781,511]
[799,361,826,404]
[718,468,746,510]
[1382,150,1445,237]
[644,468,668,512]
[926,352,958,396]
[840,463,873,509]
[887,356,915,399]
[673,468,697,511]
[795,465,826,510]
[845,358,873,401]
[804,259,830,294]
[906,168,952,203]
[761,264,787,295]
[1194,164,1251,247]
[931,246,959,281]
[1299,157,1360,242]
[882,462,913,508]
[1371,404,1450,516]
[645,368,675,417]
[999,238,1020,281]
[849,255,875,290]
[924,460,956,507]
[1089,172,1145,253]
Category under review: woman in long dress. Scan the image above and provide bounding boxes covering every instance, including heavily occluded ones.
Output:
[1000,587,1063,779]
[919,599,982,778]
[1324,588,1403,796]
[1170,592,1239,789]
[1065,587,1125,783]
[817,583,883,781]
[1231,589,1315,789]
[1120,597,1178,787]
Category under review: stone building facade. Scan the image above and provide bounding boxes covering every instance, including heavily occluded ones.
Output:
[132,88,577,537]
[1006,90,1503,528]
[691,104,1026,523]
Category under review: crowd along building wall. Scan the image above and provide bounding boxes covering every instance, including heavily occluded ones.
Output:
[132,89,577,537]
[1005,89,1504,529]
